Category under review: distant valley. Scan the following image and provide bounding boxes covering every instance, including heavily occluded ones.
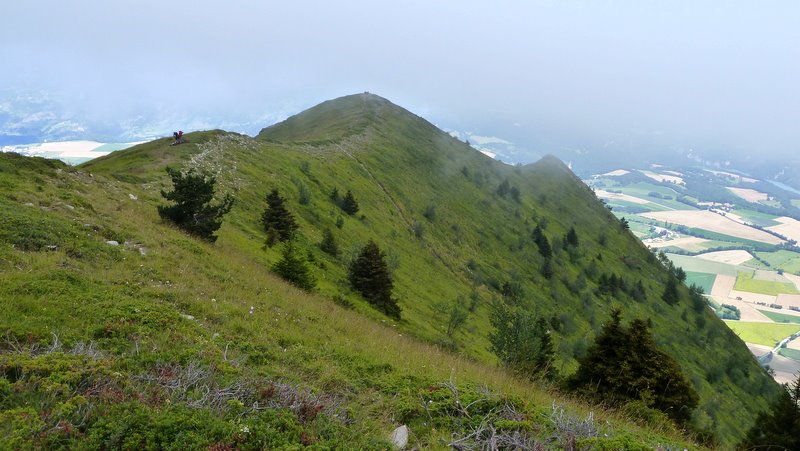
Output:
[585,165,800,383]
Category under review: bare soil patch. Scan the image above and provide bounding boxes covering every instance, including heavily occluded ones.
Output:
[601,169,629,176]
[644,236,709,252]
[595,189,649,205]
[696,250,754,265]
[711,274,736,298]
[727,187,769,203]
[639,170,685,185]
[766,216,800,243]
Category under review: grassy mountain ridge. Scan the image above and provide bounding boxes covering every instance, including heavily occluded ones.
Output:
[1,93,780,447]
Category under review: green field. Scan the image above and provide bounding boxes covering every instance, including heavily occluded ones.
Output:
[757,310,800,324]
[754,250,800,275]
[733,209,781,227]
[684,271,716,293]
[791,199,800,208]
[724,321,800,347]
[666,253,742,276]
[778,347,800,360]
[734,271,800,296]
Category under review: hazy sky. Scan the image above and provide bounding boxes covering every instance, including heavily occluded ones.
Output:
[2,1,799,168]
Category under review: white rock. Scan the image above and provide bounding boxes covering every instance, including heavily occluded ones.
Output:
[106,240,119,246]
[128,194,138,201]
[390,425,409,449]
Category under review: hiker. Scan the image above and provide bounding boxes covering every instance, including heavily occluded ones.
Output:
[178,130,183,143]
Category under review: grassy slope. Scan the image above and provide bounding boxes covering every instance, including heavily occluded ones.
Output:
[1,94,779,445]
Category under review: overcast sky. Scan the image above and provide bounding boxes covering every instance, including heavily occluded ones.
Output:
[2,1,799,167]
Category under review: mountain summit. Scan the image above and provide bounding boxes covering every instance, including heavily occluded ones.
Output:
[2,93,780,447]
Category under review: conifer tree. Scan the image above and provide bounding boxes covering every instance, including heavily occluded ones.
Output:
[262,188,298,244]
[341,189,359,215]
[272,242,315,290]
[662,276,680,305]
[532,225,552,258]
[319,228,339,257]
[568,309,699,425]
[158,167,234,242]
[348,240,400,319]
[741,374,800,450]
[565,226,579,247]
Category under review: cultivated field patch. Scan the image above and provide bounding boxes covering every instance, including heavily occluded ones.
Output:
[710,274,736,297]
[734,271,800,296]
[726,187,769,203]
[644,235,711,251]
[595,189,650,204]
[757,309,800,324]
[696,250,754,266]
[705,169,758,183]
[684,271,716,293]
[766,216,800,243]
[639,170,685,185]
[601,169,629,176]
[723,321,800,347]
[641,210,784,245]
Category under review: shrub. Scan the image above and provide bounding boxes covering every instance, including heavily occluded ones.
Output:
[157,167,234,242]
[272,242,316,290]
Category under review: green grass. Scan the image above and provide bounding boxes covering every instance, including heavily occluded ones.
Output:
[684,271,716,293]
[723,321,800,347]
[733,209,781,227]
[754,250,800,275]
[734,271,800,296]
[778,347,800,360]
[0,94,779,447]
[757,310,800,324]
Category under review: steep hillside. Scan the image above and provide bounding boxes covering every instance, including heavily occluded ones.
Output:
[1,93,779,447]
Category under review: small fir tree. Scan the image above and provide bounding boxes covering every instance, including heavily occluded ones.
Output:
[348,240,400,318]
[341,189,359,215]
[319,228,339,257]
[272,242,315,290]
[565,226,579,247]
[662,276,680,305]
[532,225,552,258]
[262,188,298,245]
[158,167,234,242]
[741,373,800,450]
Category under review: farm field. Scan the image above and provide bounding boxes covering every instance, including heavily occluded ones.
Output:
[723,321,800,347]
[727,187,769,203]
[778,348,800,361]
[734,271,800,296]
[641,210,784,245]
[705,169,758,183]
[666,253,745,276]
[754,250,800,275]
[733,209,781,227]
[685,271,716,293]
[639,170,684,185]
[696,250,754,265]
[766,216,800,243]
[757,310,800,324]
